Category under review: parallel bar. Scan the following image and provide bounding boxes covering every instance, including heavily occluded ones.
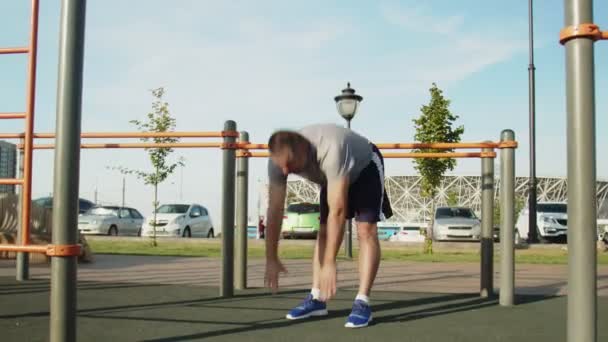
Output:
[244,152,496,159]
[0,112,27,119]
[376,142,499,149]
[480,146,494,298]
[238,142,502,150]
[0,47,29,54]
[0,244,47,253]
[382,152,495,158]
[235,131,249,290]
[499,130,516,307]
[24,142,223,149]
[0,132,232,139]
[0,178,24,185]
[220,120,237,298]
[564,0,597,341]
[50,1,87,341]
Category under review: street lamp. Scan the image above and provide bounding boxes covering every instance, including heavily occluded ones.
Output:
[334,82,363,259]
[334,82,363,129]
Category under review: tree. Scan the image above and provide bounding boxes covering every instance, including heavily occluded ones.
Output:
[446,190,459,206]
[493,196,526,229]
[111,88,184,246]
[413,83,464,253]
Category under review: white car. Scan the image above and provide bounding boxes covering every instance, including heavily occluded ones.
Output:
[598,219,608,243]
[515,202,567,244]
[141,203,215,238]
[432,207,481,241]
[78,206,144,236]
[388,223,427,242]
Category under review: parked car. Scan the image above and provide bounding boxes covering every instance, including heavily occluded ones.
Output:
[597,219,608,243]
[432,206,481,241]
[515,202,568,244]
[282,202,320,239]
[388,223,426,242]
[140,203,215,238]
[32,196,95,214]
[78,206,144,236]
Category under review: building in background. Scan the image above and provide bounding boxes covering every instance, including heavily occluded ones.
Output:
[0,141,17,195]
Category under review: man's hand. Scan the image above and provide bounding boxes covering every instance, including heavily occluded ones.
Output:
[319,261,337,301]
[265,257,287,294]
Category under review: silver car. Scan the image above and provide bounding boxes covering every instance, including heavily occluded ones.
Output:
[432,206,481,241]
[78,206,144,236]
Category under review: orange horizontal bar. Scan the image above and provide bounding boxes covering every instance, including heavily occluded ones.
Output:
[0,178,24,185]
[0,244,47,254]
[0,131,232,139]
[375,142,499,150]
[0,112,27,119]
[0,47,29,54]
[26,142,223,149]
[238,142,504,150]
[240,151,495,158]
[382,152,496,158]
[238,143,268,150]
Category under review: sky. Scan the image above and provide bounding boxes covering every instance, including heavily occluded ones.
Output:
[1,0,607,226]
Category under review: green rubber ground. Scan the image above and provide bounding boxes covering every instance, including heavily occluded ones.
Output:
[1,277,606,341]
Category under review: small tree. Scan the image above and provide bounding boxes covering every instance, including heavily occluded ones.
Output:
[111,88,184,246]
[493,196,526,229]
[446,190,459,206]
[413,83,464,253]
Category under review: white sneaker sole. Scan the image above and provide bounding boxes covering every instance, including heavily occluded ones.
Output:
[344,316,373,328]
[286,309,328,320]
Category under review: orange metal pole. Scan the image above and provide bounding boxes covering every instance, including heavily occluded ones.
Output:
[382,152,496,158]
[0,113,27,119]
[375,142,499,150]
[0,47,29,54]
[0,244,47,254]
[238,143,269,150]
[23,142,224,149]
[20,0,40,246]
[0,179,24,185]
[30,131,232,139]
[243,151,495,158]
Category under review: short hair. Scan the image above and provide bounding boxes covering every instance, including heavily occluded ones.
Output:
[268,130,308,154]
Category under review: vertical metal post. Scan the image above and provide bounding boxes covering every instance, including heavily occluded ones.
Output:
[499,130,515,307]
[480,147,494,298]
[527,0,539,244]
[564,1,597,340]
[121,177,125,208]
[221,120,237,297]
[16,142,29,281]
[49,1,86,341]
[235,131,249,290]
[345,118,353,259]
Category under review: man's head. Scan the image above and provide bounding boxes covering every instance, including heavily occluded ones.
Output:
[268,130,311,175]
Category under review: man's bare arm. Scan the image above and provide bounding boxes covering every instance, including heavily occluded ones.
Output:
[323,177,349,265]
[265,182,286,260]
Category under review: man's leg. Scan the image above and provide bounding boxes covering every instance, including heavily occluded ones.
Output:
[355,222,380,296]
[312,223,327,291]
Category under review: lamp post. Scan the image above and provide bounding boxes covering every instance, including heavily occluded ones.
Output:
[334,82,363,259]
[527,0,539,243]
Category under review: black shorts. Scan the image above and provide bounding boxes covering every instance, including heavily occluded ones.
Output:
[320,144,393,224]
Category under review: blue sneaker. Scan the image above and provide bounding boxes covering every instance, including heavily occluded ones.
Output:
[286,294,328,320]
[345,300,372,328]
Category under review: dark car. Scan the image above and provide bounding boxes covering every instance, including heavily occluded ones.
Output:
[32,196,95,214]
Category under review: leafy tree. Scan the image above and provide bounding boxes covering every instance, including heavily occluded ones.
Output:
[413,83,464,253]
[111,88,184,246]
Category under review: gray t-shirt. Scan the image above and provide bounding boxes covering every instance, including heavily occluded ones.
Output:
[268,123,373,187]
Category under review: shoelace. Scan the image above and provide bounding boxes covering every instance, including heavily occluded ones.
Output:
[351,301,369,315]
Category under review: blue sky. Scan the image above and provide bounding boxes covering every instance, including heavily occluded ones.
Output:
[1,1,607,222]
